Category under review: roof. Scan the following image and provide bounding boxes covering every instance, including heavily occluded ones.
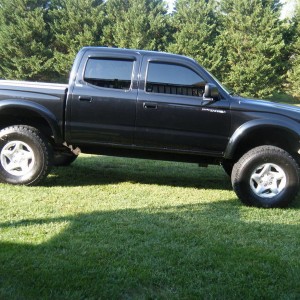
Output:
[80,46,196,63]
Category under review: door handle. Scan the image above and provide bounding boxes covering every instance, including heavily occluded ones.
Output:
[143,102,157,109]
[79,96,93,102]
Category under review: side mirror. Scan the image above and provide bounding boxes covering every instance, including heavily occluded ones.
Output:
[203,83,219,101]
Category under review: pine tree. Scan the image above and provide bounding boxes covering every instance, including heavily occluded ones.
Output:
[217,0,285,98]
[0,0,51,81]
[102,0,170,51]
[48,0,104,81]
[168,0,221,74]
[287,1,300,98]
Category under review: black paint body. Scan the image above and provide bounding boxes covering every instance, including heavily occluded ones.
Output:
[1,47,300,165]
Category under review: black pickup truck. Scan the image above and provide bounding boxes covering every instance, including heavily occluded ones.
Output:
[0,47,300,208]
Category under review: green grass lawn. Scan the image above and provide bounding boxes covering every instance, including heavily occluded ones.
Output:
[0,155,299,299]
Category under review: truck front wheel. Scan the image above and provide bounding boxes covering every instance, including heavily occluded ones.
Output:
[0,125,52,185]
[231,146,299,208]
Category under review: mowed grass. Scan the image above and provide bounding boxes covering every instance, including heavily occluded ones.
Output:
[0,155,299,299]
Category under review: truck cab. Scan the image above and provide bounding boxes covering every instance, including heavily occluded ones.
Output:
[66,47,230,158]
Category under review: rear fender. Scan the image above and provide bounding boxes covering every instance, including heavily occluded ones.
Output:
[0,99,63,143]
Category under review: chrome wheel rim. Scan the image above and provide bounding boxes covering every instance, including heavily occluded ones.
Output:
[1,141,35,176]
[250,163,286,198]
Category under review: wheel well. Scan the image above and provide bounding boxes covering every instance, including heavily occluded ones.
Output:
[0,108,55,144]
[230,127,299,163]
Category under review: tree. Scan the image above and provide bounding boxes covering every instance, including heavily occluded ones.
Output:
[168,0,221,74]
[287,1,300,98]
[0,0,51,81]
[102,0,170,51]
[48,0,104,81]
[216,0,286,98]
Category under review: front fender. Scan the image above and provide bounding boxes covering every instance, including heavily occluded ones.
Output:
[0,99,63,143]
[224,118,300,159]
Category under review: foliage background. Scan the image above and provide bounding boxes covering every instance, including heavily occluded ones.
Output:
[0,0,299,98]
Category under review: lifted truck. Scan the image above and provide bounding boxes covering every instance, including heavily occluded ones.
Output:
[0,47,299,208]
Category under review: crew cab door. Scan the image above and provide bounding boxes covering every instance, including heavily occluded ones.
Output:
[135,56,231,154]
[66,49,140,146]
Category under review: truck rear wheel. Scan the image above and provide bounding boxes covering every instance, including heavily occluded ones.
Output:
[231,146,299,208]
[0,125,52,185]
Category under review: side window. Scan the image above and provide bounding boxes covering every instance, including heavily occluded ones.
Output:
[84,58,134,90]
[146,62,205,97]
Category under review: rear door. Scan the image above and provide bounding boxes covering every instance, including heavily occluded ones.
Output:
[66,49,140,146]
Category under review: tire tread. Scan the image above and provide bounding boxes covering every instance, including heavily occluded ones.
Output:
[0,125,52,185]
[231,146,299,208]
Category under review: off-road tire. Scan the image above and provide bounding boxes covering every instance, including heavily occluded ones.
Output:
[0,125,52,185]
[231,146,299,208]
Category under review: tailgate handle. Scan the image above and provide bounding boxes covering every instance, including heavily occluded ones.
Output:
[143,102,157,109]
[79,96,93,102]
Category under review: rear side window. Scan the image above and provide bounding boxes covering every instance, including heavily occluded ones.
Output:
[84,58,134,90]
[146,62,205,97]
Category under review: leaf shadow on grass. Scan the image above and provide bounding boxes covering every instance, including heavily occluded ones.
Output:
[0,201,299,299]
[43,155,232,190]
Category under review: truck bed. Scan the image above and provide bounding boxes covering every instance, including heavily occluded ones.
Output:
[0,80,67,100]
[0,80,68,130]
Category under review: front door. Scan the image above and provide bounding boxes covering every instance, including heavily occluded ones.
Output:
[135,57,230,154]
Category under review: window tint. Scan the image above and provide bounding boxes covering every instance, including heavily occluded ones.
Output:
[84,58,134,90]
[146,62,205,97]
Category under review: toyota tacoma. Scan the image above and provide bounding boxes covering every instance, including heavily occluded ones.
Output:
[0,47,299,208]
